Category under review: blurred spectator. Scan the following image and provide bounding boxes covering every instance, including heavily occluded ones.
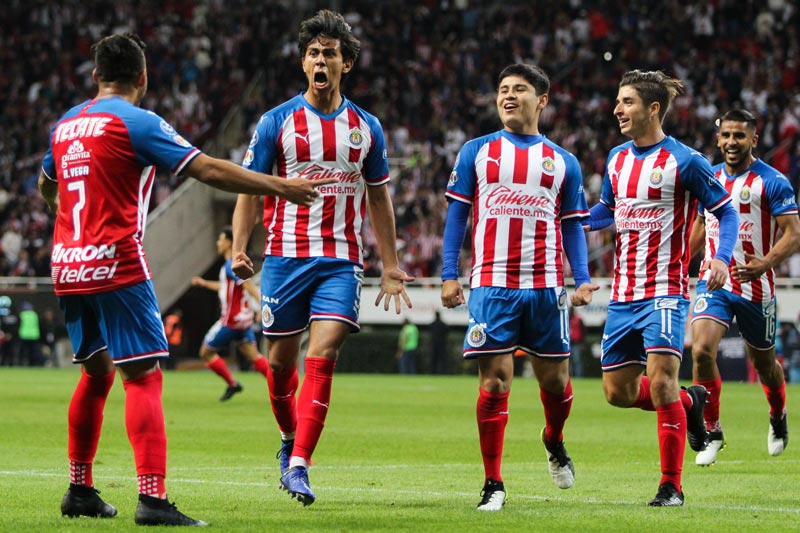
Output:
[396,317,419,375]
[17,301,44,366]
[163,308,185,370]
[39,306,66,366]
[4,0,800,280]
[0,302,19,366]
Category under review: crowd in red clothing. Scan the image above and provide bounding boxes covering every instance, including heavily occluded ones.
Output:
[2,0,800,279]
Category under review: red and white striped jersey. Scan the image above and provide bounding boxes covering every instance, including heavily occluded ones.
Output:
[700,159,798,302]
[243,94,390,265]
[218,259,254,330]
[446,131,588,289]
[600,137,731,301]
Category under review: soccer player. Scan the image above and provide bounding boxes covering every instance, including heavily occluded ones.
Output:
[38,33,332,526]
[230,10,413,506]
[586,70,739,506]
[441,63,599,512]
[191,226,270,401]
[689,109,799,465]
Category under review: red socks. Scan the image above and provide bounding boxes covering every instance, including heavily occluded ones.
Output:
[696,377,722,429]
[206,355,237,386]
[68,368,116,487]
[122,368,167,498]
[267,364,299,435]
[656,400,686,490]
[476,388,510,482]
[762,379,786,419]
[293,358,335,462]
[632,375,655,411]
[252,356,270,379]
[541,380,572,443]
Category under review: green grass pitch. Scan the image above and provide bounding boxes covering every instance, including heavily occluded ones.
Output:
[0,367,797,531]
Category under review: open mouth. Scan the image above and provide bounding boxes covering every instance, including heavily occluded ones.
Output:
[314,72,328,88]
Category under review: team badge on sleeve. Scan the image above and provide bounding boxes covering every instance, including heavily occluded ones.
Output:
[243,149,254,166]
[160,120,177,136]
[448,171,458,186]
[172,135,191,148]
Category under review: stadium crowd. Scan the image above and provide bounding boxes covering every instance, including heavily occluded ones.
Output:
[2,0,800,279]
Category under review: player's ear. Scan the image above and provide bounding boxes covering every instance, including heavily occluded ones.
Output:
[650,101,660,121]
[342,59,354,74]
[537,93,549,111]
[92,68,98,84]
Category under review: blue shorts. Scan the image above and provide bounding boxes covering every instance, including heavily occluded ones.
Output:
[692,280,776,349]
[203,320,256,350]
[260,256,364,337]
[601,296,689,372]
[58,280,169,365]
[463,286,570,359]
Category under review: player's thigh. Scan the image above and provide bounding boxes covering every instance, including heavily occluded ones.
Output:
[692,281,734,330]
[600,301,647,372]
[519,287,570,358]
[734,296,776,350]
[641,297,688,357]
[308,259,363,332]
[462,287,523,358]
[58,294,106,362]
[260,256,316,336]
[93,281,169,363]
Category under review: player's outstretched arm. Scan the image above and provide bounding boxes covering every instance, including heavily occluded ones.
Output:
[186,154,336,205]
[367,184,414,313]
[37,170,58,212]
[230,193,260,279]
[191,276,219,291]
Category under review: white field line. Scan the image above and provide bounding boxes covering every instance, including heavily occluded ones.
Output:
[2,465,799,514]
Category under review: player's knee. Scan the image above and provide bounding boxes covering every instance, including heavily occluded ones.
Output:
[692,341,716,365]
[602,381,637,407]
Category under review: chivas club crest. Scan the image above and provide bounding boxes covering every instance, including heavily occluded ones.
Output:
[649,169,664,188]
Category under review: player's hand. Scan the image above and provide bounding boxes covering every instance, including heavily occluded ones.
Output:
[732,252,769,283]
[191,276,204,287]
[705,258,729,291]
[571,282,599,307]
[441,279,465,309]
[375,266,414,314]
[231,251,254,279]
[282,177,339,207]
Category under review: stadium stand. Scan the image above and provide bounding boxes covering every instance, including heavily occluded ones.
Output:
[2,0,800,281]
